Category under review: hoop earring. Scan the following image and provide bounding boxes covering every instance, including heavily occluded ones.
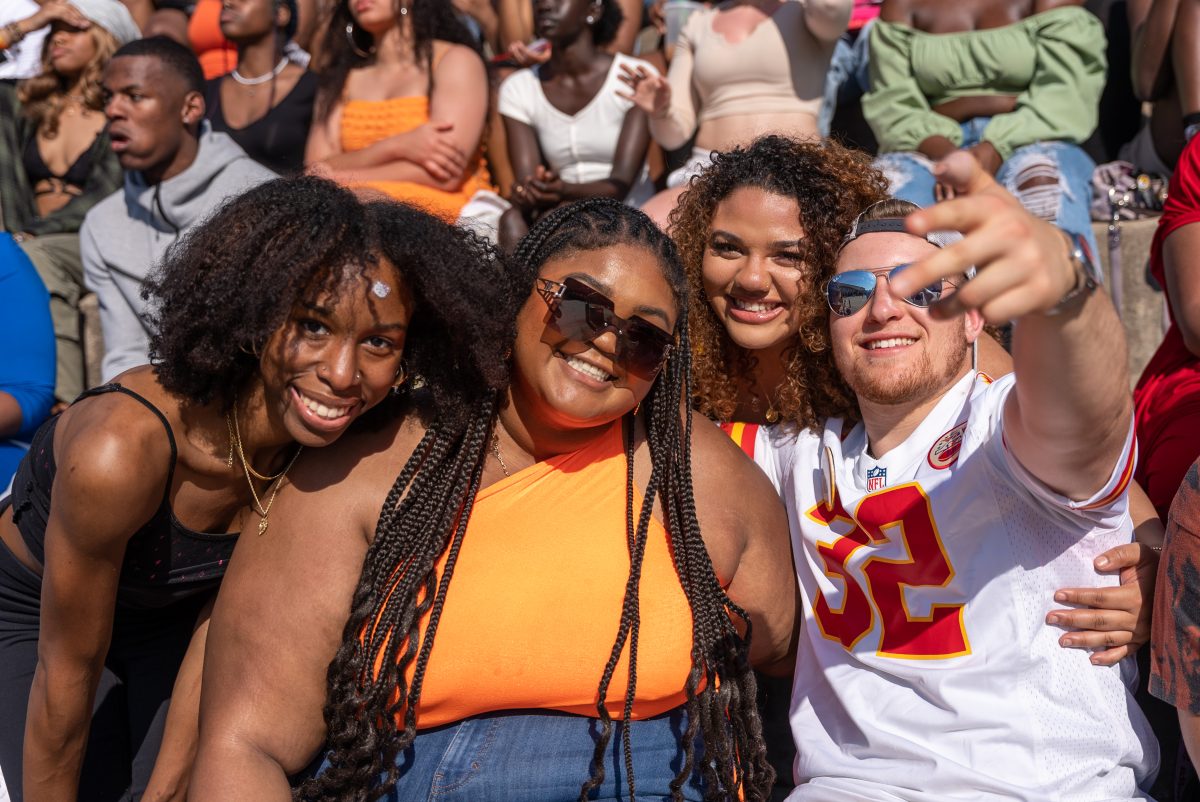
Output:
[345,22,374,58]
[390,361,409,394]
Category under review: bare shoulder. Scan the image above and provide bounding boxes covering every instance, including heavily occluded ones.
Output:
[433,40,487,80]
[690,418,780,508]
[51,387,176,541]
[689,418,787,573]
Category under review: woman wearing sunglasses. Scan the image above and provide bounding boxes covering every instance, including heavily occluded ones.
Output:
[668,136,1157,796]
[0,176,511,801]
[191,197,795,801]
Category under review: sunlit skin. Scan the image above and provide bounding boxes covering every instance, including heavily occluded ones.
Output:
[702,187,808,356]
[830,232,982,413]
[504,243,677,458]
[254,259,414,450]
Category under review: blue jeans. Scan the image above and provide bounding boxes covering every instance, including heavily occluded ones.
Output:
[875,117,1099,259]
[319,708,708,801]
[819,20,873,138]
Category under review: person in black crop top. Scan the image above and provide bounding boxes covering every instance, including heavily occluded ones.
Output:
[0,175,514,802]
[203,0,317,174]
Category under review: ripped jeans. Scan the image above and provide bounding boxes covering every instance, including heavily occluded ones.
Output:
[875,118,1099,259]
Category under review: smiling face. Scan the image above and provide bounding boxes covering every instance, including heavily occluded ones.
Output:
[702,187,808,355]
[257,258,414,447]
[511,243,678,431]
[830,232,979,407]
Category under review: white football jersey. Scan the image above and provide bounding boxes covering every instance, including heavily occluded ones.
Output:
[755,371,1159,801]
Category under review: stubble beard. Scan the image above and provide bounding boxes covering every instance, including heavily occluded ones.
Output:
[838,336,972,407]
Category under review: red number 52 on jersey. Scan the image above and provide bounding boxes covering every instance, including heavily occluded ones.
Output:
[805,483,970,660]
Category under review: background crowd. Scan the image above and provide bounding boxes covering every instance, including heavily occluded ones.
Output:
[1,0,1199,799]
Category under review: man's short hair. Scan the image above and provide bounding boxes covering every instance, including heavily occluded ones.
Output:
[111,35,205,96]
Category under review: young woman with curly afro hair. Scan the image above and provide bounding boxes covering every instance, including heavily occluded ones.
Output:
[191,197,797,802]
[0,175,511,801]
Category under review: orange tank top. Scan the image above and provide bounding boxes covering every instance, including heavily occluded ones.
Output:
[338,95,493,221]
[374,423,696,730]
[188,0,238,80]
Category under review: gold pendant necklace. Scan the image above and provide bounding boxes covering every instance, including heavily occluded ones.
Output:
[228,405,302,534]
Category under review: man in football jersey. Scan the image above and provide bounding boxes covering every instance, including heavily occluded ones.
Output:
[764,153,1160,800]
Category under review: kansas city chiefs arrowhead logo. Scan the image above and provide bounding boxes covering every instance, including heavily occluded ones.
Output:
[927,422,966,470]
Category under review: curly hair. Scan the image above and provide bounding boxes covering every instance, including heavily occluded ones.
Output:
[669,135,890,430]
[143,175,511,428]
[300,198,773,802]
[18,25,118,139]
[315,0,481,121]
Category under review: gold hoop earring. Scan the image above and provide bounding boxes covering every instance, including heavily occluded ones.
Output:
[390,362,409,394]
[345,22,374,58]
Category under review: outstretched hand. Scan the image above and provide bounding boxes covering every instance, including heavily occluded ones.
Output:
[616,64,671,117]
[890,151,1080,324]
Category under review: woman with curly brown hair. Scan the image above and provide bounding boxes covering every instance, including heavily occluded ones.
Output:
[0,0,140,407]
[669,135,1145,798]
[0,176,511,801]
[670,135,886,431]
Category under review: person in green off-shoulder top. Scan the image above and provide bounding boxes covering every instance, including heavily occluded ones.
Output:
[863,0,1105,259]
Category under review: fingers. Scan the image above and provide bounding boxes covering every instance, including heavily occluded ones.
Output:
[1094,541,1149,572]
[1047,604,1136,632]
[929,150,1002,200]
[1087,646,1132,666]
[1055,627,1134,650]
[1052,585,1139,614]
[432,121,455,132]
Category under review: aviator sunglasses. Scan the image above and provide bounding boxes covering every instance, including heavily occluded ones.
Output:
[536,276,675,378]
[825,264,959,318]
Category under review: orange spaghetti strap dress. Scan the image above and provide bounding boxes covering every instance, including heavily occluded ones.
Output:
[368,422,697,730]
[188,0,238,80]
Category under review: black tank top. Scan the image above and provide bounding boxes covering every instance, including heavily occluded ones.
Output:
[10,384,239,609]
[204,70,318,174]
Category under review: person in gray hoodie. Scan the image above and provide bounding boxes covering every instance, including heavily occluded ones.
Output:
[81,36,275,383]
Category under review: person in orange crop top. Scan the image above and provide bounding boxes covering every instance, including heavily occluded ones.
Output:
[304,0,495,223]
[192,198,798,801]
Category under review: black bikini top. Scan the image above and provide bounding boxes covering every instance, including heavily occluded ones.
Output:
[22,134,94,192]
[10,384,239,609]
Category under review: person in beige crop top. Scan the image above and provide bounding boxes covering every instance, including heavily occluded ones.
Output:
[618,0,852,225]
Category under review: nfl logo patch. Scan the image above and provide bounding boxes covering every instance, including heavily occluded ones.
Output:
[866,466,887,491]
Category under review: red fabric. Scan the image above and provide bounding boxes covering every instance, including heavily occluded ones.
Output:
[1133,136,1200,521]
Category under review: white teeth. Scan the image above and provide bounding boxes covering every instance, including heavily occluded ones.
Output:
[732,298,778,313]
[565,355,613,382]
[298,391,351,420]
[867,337,917,350]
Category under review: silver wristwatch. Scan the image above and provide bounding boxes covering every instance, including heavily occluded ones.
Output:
[1045,231,1101,316]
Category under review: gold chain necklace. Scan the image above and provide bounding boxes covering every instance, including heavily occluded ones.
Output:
[231,404,291,481]
[227,406,302,534]
[490,433,511,477]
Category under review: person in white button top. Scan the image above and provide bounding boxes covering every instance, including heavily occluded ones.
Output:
[760,152,1160,800]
